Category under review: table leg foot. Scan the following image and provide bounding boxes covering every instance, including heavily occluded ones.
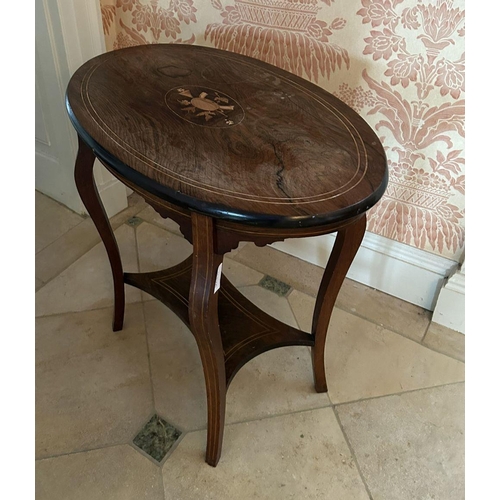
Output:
[311,215,366,393]
[74,136,125,331]
[189,212,226,467]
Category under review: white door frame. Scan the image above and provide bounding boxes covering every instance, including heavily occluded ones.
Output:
[36,0,128,217]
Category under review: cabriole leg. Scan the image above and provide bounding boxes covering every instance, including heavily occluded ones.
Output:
[188,212,226,467]
[311,215,366,392]
[74,136,125,331]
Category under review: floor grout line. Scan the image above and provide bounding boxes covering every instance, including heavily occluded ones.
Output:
[331,306,464,363]
[184,403,335,433]
[420,320,432,344]
[36,205,462,364]
[332,406,374,500]
[35,215,87,256]
[332,380,465,408]
[35,235,102,291]
[35,298,463,365]
[35,300,143,320]
[137,216,186,240]
[286,293,311,333]
[35,441,129,462]
[35,192,88,256]
[136,224,158,411]
[35,197,147,292]
[35,195,464,496]
[35,380,465,463]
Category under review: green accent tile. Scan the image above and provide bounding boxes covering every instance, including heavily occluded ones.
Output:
[133,414,181,463]
[258,275,292,297]
[126,216,143,227]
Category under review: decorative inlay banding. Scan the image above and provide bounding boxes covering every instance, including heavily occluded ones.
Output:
[165,86,245,127]
[74,48,380,211]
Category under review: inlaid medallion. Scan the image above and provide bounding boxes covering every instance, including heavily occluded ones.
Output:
[165,86,244,127]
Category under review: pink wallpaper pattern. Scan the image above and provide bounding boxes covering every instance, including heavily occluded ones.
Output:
[99,0,465,261]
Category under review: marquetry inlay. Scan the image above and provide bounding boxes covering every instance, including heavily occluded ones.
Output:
[165,86,244,127]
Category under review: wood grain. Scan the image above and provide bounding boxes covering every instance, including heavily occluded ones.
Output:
[66,44,389,467]
[66,44,387,228]
[74,137,125,331]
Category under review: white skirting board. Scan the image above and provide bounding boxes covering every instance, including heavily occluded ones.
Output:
[270,231,460,312]
[431,266,465,334]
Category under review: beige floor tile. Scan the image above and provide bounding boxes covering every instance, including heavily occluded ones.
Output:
[238,285,298,328]
[231,243,431,341]
[36,304,153,458]
[288,286,430,343]
[424,322,465,362]
[162,408,370,500]
[231,243,324,296]
[337,279,431,341]
[136,205,184,236]
[226,346,330,424]
[36,191,85,253]
[35,224,141,317]
[145,301,327,432]
[36,277,44,292]
[137,221,192,273]
[222,257,264,287]
[324,309,465,404]
[36,445,163,500]
[287,289,316,332]
[36,193,147,285]
[336,383,464,500]
[109,192,148,229]
[144,301,206,431]
[36,217,101,285]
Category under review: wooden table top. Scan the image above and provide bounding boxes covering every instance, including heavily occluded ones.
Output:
[66,44,387,229]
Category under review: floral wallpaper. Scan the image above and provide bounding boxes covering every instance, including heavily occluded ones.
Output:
[100,0,465,261]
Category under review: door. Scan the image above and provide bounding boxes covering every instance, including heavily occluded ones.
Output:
[35,0,127,216]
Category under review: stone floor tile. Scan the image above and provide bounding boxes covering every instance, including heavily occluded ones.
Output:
[144,301,206,431]
[36,277,44,292]
[162,408,370,500]
[222,257,264,288]
[35,192,146,285]
[35,217,101,284]
[324,309,465,404]
[287,289,316,332]
[336,383,464,500]
[231,243,431,341]
[136,205,184,236]
[108,192,148,229]
[145,301,328,432]
[36,445,164,500]
[35,190,84,254]
[226,346,330,424]
[35,224,141,317]
[36,304,153,458]
[231,243,324,297]
[337,279,431,341]
[136,221,192,274]
[226,240,251,258]
[238,285,298,328]
[424,322,465,362]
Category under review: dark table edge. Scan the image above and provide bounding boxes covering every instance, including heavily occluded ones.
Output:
[66,95,388,230]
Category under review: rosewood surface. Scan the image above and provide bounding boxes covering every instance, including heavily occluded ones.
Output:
[66,44,387,228]
[66,44,388,467]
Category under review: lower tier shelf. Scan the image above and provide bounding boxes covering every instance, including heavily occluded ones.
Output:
[124,256,314,386]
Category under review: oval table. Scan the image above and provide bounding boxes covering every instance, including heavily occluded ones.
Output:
[66,44,388,467]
